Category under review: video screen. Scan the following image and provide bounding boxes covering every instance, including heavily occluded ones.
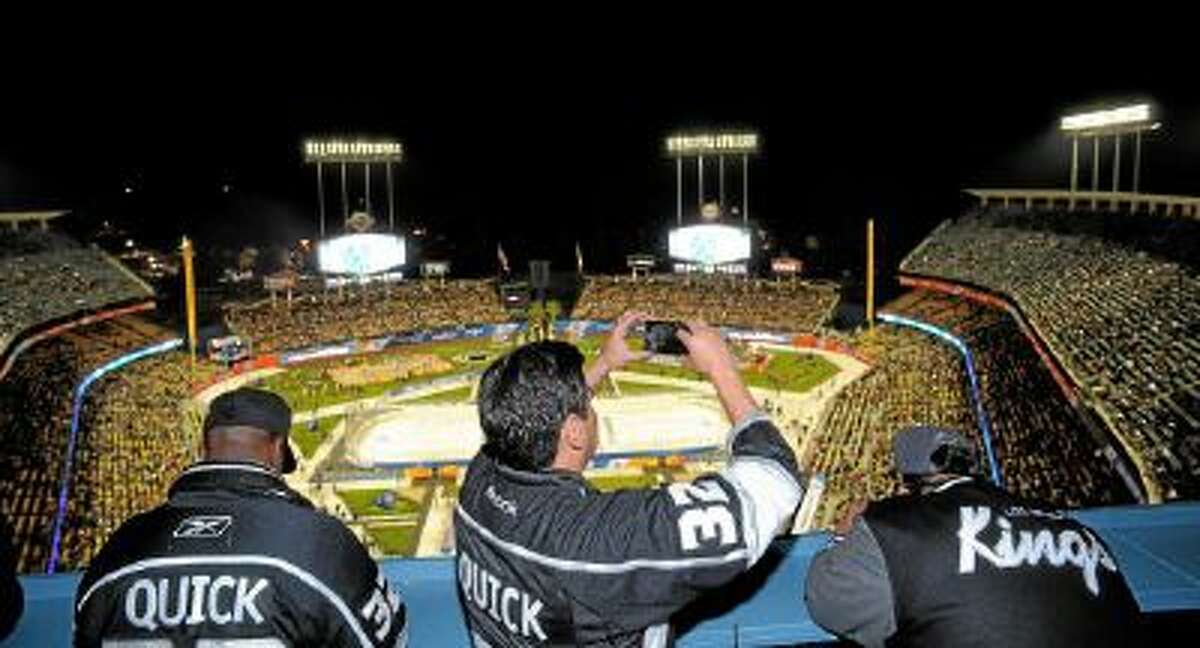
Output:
[668,224,751,265]
[318,233,406,275]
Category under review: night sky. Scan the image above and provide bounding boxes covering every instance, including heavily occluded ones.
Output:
[3,42,1197,280]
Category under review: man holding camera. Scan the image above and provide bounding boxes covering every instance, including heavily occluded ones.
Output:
[454,311,804,647]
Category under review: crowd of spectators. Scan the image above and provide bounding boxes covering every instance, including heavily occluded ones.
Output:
[903,206,1200,499]
[888,290,1133,507]
[573,275,839,333]
[59,353,218,572]
[0,229,152,355]
[0,316,180,573]
[806,327,976,530]
[224,280,510,354]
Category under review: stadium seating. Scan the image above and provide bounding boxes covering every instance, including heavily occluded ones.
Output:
[224,279,510,353]
[0,229,152,356]
[0,317,190,573]
[573,275,839,333]
[886,290,1133,507]
[806,326,976,528]
[902,206,1200,500]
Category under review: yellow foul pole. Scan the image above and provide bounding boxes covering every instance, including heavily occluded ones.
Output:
[182,236,198,370]
[866,219,875,330]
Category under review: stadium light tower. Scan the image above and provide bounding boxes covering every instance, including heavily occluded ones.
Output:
[1060,104,1159,194]
[304,138,404,236]
[665,131,760,226]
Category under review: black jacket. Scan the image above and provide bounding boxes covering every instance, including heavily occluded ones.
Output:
[454,412,804,647]
[74,462,407,647]
[0,513,22,640]
[806,477,1143,648]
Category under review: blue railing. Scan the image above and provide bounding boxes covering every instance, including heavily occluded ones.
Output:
[11,502,1200,646]
[876,313,1003,487]
[47,338,184,574]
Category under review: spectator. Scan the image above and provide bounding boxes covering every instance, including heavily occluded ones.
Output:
[74,388,407,647]
[805,425,1143,647]
[454,312,803,646]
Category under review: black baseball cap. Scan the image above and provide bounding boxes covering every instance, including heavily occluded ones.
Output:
[893,426,977,477]
[203,388,297,474]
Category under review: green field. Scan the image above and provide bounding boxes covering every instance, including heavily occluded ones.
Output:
[577,335,838,394]
[258,335,837,419]
[291,416,343,458]
[595,379,690,398]
[256,357,462,413]
[743,352,840,393]
[365,524,421,557]
[406,338,506,364]
[405,385,474,405]
[337,488,422,518]
[587,474,662,492]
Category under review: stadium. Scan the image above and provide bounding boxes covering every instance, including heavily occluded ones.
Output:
[2,95,1199,645]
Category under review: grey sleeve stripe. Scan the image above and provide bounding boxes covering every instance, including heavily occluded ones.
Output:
[719,455,804,566]
[725,410,771,454]
[455,505,748,573]
[805,518,896,647]
[76,554,376,648]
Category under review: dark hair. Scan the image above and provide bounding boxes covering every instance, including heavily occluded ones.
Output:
[902,443,979,493]
[477,341,591,471]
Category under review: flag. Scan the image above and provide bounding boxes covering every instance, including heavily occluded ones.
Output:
[497,242,510,274]
[575,240,584,274]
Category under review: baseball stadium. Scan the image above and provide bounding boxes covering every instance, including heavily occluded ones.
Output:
[2,99,1199,645]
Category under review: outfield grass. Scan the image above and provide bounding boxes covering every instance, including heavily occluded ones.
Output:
[291,416,343,458]
[587,474,661,492]
[406,338,506,365]
[405,385,473,405]
[576,334,838,394]
[365,524,421,557]
[258,335,838,424]
[744,352,840,393]
[337,488,422,518]
[255,355,464,413]
[595,380,690,398]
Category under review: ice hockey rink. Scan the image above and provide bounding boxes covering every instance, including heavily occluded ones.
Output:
[346,392,727,467]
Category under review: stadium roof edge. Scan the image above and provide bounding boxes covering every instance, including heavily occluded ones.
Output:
[0,210,69,227]
[965,189,1200,218]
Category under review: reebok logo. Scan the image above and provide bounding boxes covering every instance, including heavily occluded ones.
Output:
[173,516,233,539]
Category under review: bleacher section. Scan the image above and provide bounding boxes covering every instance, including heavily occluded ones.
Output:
[0,317,182,574]
[885,290,1133,507]
[0,229,153,357]
[224,279,510,354]
[573,275,839,333]
[806,326,976,529]
[902,206,1200,501]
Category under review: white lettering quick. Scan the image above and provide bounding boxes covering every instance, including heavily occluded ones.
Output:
[458,552,547,641]
[122,575,270,630]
